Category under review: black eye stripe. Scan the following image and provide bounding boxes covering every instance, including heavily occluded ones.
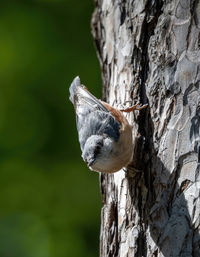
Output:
[94,144,102,157]
[98,141,103,147]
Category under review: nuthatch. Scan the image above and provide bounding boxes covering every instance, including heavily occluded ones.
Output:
[69,76,147,173]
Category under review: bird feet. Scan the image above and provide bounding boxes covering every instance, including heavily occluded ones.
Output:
[120,103,148,113]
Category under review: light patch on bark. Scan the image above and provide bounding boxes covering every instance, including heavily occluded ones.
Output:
[92,0,200,256]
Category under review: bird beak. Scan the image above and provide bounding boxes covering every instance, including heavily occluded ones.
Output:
[87,158,95,167]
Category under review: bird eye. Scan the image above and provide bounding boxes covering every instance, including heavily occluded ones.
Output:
[94,145,101,157]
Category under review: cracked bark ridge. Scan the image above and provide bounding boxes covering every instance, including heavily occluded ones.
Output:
[91,0,200,256]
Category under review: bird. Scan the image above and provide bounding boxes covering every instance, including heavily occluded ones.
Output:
[69,76,147,173]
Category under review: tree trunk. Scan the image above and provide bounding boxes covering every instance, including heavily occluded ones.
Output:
[91,0,200,256]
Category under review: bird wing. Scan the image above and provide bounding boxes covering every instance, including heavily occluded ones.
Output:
[69,76,121,151]
[69,76,108,112]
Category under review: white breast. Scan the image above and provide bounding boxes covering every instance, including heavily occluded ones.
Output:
[91,123,133,173]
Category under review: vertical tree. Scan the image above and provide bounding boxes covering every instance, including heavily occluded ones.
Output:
[91,0,200,256]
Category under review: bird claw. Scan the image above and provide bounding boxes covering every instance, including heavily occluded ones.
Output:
[120,103,148,113]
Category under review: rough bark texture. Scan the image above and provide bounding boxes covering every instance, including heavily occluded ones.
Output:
[91,0,200,256]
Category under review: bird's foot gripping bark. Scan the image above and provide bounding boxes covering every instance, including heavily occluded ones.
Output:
[120,103,148,113]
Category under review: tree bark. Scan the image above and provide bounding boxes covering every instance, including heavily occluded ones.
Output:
[91,0,200,256]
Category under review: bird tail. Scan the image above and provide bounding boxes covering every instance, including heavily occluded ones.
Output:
[69,76,109,113]
[69,76,81,104]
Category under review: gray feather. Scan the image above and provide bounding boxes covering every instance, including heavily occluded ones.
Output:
[69,76,81,104]
[69,76,108,112]
[69,76,121,151]
[78,110,120,151]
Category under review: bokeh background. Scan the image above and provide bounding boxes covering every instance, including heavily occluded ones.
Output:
[0,0,102,256]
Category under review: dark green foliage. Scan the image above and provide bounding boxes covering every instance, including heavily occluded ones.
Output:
[0,1,101,256]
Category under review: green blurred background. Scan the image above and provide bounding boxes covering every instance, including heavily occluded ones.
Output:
[0,0,102,256]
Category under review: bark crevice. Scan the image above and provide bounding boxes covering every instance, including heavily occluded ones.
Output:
[91,0,200,256]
